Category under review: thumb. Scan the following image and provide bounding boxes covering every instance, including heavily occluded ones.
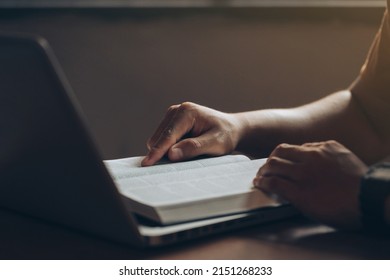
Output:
[167,134,214,161]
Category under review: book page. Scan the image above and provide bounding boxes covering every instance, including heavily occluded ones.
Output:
[115,158,267,207]
[104,154,250,181]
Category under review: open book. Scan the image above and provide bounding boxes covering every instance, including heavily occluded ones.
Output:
[104,155,280,225]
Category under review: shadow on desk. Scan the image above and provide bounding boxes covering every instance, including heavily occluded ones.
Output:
[0,207,389,260]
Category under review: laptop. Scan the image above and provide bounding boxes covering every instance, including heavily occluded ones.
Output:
[0,34,296,247]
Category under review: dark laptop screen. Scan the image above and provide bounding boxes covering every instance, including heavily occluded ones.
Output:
[0,35,138,243]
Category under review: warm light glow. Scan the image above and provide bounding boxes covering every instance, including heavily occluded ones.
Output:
[0,0,386,8]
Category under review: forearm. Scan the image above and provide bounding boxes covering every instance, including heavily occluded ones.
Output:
[234,90,389,164]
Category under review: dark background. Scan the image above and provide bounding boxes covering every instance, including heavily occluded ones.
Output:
[0,8,383,159]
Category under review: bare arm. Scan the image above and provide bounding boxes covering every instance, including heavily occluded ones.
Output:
[142,88,390,167]
[253,10,390,229]
[235,89,390,164]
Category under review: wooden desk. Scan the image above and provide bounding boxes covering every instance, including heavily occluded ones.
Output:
[1,208,389,259]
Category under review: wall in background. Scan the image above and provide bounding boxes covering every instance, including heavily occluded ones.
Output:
[0,0,386,8]
[0,8,383,158]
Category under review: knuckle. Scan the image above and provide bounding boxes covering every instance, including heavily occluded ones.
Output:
[152,128,176,149]
[326,140,338,145]
[167,104,179,113]
[266,156,279,167]
[171,102,198,124]
[165,104,182,117]
[186,138,202,150]
[272,143,290,157]
[323,140,340,149]
[178,102,198,116]
[179,101,195,110]
[275,143,288,152]
[162,126,175,139]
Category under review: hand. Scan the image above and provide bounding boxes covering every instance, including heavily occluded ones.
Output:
[253,140,368,229]
[141,102,243,166]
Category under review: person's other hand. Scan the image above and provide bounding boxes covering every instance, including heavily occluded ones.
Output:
[141,102,242,166]
[253,140,368,229]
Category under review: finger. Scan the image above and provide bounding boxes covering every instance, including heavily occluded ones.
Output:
[257,156,302,182]
[270,143,308,163]
[141,147,167,167]
[147,104,181,150]
[302,141,328,148]
[167,130,223,161]
[142,104,196,166]
[142,105,178,167]
[253,175,296,202]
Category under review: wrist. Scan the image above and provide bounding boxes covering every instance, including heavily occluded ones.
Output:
[231,111,271,157]
[231,112,251,148]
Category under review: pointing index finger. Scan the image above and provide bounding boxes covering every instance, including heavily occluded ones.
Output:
[142,103,195,166]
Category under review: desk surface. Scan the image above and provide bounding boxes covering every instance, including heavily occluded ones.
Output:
[1,208,389,260]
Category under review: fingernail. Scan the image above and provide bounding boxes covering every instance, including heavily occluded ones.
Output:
[141,153,153,165]
[141,157,149,166]
[170,148,183,160]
